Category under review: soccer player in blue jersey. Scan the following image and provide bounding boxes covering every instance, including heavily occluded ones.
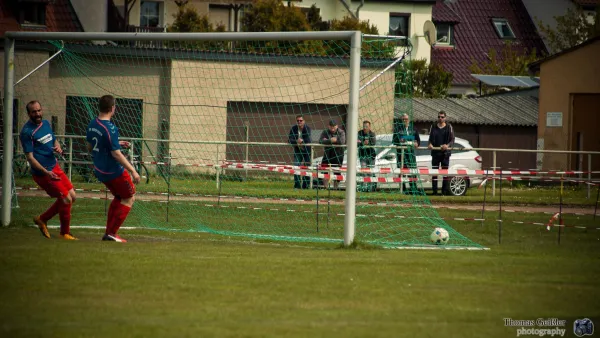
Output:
[20,100,77,240]
[86,95,140,243]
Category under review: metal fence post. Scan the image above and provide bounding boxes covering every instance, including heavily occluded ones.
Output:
[216,144,220,190]
[68,137,73,181]
[400,147,404,194]
[588,153,592,199]
[310,147,314,190]
[492,150,497,197]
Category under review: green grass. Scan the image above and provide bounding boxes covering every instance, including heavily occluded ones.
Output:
[14,175,600,207]
[1,196,599,337]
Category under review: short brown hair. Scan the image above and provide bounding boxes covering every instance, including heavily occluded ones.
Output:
[438,110,446,117]
[25,100,41,113]
[99,95,115,113]
[363,120,371,125]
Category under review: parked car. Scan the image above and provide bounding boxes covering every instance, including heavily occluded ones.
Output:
[312,134,483,196]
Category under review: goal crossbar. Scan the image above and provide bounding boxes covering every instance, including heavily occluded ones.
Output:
[4,31,359,42]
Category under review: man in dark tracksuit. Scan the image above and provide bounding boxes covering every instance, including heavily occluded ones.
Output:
[358,120,377,192]
[319,119,346,190]
[427,111,454,195]
[393,113,421,193]
[288,115,311,189]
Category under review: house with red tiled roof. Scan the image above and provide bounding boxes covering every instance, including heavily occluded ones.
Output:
[0,0,83,36]
[431,0,547,96]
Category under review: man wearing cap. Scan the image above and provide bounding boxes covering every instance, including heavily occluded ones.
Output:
[319,119,346,190]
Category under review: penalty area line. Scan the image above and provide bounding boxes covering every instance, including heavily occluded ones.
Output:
[385,246,490,251]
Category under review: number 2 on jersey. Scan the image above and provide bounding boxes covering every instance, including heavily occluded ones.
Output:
[92,137,99,152]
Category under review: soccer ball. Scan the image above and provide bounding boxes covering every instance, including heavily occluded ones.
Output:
[430,227,450,245]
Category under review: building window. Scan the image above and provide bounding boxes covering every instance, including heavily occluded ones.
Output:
[492,18,515,39]
[435,23,453,45]
[18,2,47,26]
[140,1,161,27]
[389,14,410,45]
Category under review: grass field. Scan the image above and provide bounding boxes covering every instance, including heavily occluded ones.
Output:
[14,175,600,207]
[1,194,599,337]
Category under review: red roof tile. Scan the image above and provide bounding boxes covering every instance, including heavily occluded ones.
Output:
[432,0,461,22]
[432,0,547,85]
[0,0,83,36]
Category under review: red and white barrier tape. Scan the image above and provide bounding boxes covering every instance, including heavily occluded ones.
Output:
[135,160,600,177]
[478,177,600,188]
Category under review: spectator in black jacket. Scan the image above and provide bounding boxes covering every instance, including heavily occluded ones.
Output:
[288,115,311,189]
[427,111,454,195]
[358,120,376,169]
[319,119,346,190]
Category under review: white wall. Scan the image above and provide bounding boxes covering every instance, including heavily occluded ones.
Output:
[70,0,107,32]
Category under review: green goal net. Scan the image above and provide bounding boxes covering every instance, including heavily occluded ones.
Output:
[5,32,482,249]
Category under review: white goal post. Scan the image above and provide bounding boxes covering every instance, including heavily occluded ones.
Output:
[1,31,362,246]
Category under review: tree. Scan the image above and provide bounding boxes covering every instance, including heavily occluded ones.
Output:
[167,2,226,49]
[306,5,329,31]
[326,16,395,58]
[241,0,310,32]
[537,7,600,53]
[239,0,315,54]
[329,16,379,34]
[168,2,225,33]
[396,60,453,98]
[469,42,540,95]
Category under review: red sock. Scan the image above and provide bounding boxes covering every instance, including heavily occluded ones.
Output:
[106,198,120,235]
[111,202,132,235]
[41,199,61,223]
[59,202,72,235]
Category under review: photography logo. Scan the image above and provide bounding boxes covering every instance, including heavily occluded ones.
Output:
[573,318,594,337]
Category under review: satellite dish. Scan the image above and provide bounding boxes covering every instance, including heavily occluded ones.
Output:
[423,20,437,46]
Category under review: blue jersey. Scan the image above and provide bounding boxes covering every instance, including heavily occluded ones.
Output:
[86,118,124,182]
[19,120,57,176]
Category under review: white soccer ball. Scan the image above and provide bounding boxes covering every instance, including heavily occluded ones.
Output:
[430,227,450,245]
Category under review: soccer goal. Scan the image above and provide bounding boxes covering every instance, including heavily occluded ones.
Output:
[1,31,482,249]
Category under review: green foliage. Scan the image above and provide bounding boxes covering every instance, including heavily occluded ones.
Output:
[168,3,225,33]
[241,0,311,32]
[328,16,396,58]
[329,16,379,34]
[167,3,226,50]
[239,2,394,58]
[396,59,453,98]
[306,4,329,31]
[469,42,540,95]
[537,7,600,53]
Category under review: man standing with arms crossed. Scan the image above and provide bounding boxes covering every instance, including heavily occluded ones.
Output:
[87,95,140,242]
[427,111,454,196]
[21,100,77,240]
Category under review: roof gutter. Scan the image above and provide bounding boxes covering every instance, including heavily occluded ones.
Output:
[338,0,357,19]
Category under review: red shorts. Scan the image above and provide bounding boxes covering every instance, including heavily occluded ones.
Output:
[103,170,136,199]
[33,164,74,198]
